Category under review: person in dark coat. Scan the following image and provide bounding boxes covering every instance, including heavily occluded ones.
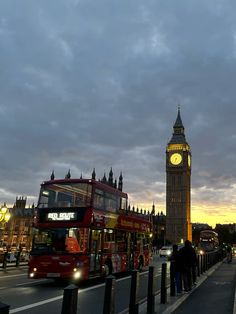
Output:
[170,244,182,294]
[179,240,197,292]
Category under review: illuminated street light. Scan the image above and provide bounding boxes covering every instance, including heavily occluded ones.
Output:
[0,203,11,247]
[0,203,11,223]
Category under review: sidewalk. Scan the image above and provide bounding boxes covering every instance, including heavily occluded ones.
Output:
[0,263,28,271]
[139,257,236,314]
[172,257,236,314]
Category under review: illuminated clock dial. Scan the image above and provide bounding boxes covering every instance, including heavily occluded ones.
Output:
[188,155,191,167]
[170,153,182,165]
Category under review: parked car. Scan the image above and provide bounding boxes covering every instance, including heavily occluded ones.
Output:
[159,246,173,257]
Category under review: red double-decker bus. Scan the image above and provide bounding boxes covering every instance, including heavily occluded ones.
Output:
[28,176,152,281]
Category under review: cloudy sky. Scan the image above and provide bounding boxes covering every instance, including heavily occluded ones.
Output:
[1,0,236,227]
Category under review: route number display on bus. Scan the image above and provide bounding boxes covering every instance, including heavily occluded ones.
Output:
[47,212,77,221]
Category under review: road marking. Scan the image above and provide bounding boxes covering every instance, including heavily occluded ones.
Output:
[10,283,108,313]
[0,274,26,279]
[9,270,154,313]
[8,280,114,312]
[16,279,48,286]
[10,296,64,313]
[212,281,231,285]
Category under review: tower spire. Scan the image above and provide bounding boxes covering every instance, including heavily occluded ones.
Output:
[173,106,184,130]
[92,168,96,180]
[102,172,107,183]
[50,170,55,180]
[168,107,187,145]
[108,167,113,186]
[65,169,71,179]
[118,172,123,191]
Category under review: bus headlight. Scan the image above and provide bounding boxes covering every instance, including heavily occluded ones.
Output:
[73,270,82,280]
[29,267,37,278]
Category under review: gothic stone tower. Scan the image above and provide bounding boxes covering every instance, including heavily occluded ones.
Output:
[166,109,192,244]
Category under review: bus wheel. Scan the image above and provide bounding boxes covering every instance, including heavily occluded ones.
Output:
[105,258,113,275]
[138,255,144,272]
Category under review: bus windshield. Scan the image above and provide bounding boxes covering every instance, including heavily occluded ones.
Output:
[38,183,92,208]
[31,228,90,254]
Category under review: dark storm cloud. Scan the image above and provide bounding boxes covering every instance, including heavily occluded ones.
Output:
[0,0,236,224]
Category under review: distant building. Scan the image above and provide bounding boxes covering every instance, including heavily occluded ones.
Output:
[192,223,212,231]
[152,210,166,247]
[215,223,236,234]
[2,197,34,252]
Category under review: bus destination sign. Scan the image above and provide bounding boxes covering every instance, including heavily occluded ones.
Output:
[47,212,77,221]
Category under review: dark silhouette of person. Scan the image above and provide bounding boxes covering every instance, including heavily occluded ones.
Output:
[179,240,197,292]
[169,244,182,294]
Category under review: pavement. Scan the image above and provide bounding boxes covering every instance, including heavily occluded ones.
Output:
[139,256,236,314]
[0,263,28,270]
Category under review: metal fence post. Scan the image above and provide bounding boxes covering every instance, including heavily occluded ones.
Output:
[61,284,78,314]
[202,254,205,273]
[16,251,20,267]
[201,254,203,274]
[129,270,139,314]
[0,302,10,314]
[160,262,167,304]
[2,252,7,269]
[103,275,116,314]
[197,255,200,277]
[209,252,212,268]
[147,266,155,314]
[170,261,175,296]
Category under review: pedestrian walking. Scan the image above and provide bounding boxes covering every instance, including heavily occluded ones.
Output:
[179,240,197,292]
[169,244,182,294]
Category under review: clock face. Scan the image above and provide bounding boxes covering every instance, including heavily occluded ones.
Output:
[188,155,191,167]
[170,153,182,165]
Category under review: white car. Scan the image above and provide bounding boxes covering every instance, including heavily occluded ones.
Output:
[159,246,173,257]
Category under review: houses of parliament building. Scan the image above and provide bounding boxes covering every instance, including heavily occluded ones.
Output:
[0,197,34,252]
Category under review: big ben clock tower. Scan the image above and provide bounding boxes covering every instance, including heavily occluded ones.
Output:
[166,108,192,244]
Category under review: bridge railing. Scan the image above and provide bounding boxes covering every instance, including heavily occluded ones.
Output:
[0,251,29,269]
